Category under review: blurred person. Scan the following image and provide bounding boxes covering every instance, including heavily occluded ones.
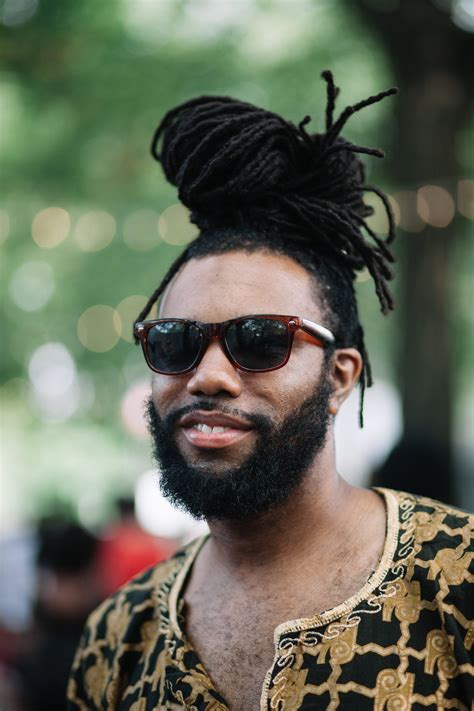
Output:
[68,73,473,709]
[13,518,101,710]
[0,529,37,710]
[0,529,37,661]
[371,436,453,504]
[97,496,176,596]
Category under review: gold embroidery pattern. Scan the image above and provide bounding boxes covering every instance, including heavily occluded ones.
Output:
[374,669,415,711]
[263,491,473,710]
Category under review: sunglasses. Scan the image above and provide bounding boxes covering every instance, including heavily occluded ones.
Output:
[134,314,335,375]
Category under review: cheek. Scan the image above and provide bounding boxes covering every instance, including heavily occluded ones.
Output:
[241,350,326,413]
[150,348,328,419]
[284,344,327,388]
[151,373,189,414]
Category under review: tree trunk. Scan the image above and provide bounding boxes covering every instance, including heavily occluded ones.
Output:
[351,0,474,503]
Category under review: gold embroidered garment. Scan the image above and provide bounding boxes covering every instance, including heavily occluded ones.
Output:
[67,489,473,709]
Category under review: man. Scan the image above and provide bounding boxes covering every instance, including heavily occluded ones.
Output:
[67,72,473,709]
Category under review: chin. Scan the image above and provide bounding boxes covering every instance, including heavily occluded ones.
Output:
[181,448,248,475]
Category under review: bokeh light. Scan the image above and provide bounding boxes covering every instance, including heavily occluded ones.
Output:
[364,192,401,233]
[27,342,80,422]
[0,0,39,27]
[32,207,70,248]
[392,190,425,232]
[356,267,371,283]
[458,179,474,219]
[452,0,474,32]
[135,469,209,540]
[8,261,55,312]
[0,209,10,245]
[387,195,400,226]
[364,192,391,235]
[116,295,149,342]
[77,305,122,352]
[417,185,455,228]
[159,203,199,245]
[120,379,151,439]
[123,209,160,251]
[74,210,116,252]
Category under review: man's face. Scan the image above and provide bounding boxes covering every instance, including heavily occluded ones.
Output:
[148,250,335,520]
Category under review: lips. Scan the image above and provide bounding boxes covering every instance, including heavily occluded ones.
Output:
[178,410,254,449]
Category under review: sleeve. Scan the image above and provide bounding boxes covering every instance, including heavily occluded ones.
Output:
[66,596,124,710]
[66,625,96,710]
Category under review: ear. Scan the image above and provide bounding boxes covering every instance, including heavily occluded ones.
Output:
[328,348,363,416]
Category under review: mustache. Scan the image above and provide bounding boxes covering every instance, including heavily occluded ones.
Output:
[145,397,274,433]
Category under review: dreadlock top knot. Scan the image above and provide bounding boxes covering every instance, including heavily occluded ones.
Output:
[150,71,398,315]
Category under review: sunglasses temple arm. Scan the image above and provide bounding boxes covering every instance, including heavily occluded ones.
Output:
[301,319,336,347]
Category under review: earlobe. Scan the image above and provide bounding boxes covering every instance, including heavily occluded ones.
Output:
[329,348,363,415]
[328,398,339,416]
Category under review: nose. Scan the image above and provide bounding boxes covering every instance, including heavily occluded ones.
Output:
[186,340,242,398]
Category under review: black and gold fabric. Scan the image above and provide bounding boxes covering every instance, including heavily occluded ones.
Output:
[67,489,473,709]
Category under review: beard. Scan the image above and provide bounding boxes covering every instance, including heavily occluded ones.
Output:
[145,367,332,521]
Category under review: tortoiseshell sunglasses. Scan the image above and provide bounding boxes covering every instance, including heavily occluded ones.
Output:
[134,314,335,375]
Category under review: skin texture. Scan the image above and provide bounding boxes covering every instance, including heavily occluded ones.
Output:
[150,250,387,710]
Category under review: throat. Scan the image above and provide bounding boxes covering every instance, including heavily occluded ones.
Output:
[206,471,350,572]
[194,484,388,605]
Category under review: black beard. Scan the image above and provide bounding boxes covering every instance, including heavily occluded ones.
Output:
[145,369,332,521]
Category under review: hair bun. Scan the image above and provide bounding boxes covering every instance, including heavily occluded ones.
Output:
[151,72,398,314]
[152,97,299,222]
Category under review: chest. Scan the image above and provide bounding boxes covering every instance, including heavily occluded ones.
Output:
[184,596,279,711]
[183,563,375,711]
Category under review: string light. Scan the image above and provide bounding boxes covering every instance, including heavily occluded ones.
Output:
[28,342,80,422]
[9,261,55,312]
[417,185,455,228]
[74,210,116,252]
[77,305,122,352]
[116,295,149,342]
[32,207,70,248]
[158,204,199,245]
[392,191,424,233]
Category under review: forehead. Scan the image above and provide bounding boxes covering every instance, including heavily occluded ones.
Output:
[160,250,323,321]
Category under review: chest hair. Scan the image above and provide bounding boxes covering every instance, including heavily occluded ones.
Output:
[184,558,377,711]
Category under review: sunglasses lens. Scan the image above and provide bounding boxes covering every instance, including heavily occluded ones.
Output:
[225,318,290,371]
[146,321,203,373]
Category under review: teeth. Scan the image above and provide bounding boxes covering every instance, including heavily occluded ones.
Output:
[194,423,229,434]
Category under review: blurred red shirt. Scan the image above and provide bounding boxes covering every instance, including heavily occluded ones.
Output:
[98,521,176,596]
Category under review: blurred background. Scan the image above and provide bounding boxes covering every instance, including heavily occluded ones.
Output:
[0,0,473,706]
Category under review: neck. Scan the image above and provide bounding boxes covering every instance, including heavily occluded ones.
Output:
[203,438,357,576]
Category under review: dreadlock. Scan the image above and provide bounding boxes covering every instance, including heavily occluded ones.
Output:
[135,70,398,427]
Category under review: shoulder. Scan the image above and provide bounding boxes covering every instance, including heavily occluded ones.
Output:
[84,550,182,641]
[379,487,472,541]
[66,539,199,709]
[380,487,473,585]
